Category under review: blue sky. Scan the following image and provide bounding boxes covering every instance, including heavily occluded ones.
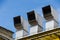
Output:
[0,0,60,32]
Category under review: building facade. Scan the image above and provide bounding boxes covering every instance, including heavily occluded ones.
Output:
[19,28,60,40]
[0,26,14,40]
[14,5,60,40]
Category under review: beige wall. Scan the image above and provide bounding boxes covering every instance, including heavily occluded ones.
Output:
[0,27,14,40]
